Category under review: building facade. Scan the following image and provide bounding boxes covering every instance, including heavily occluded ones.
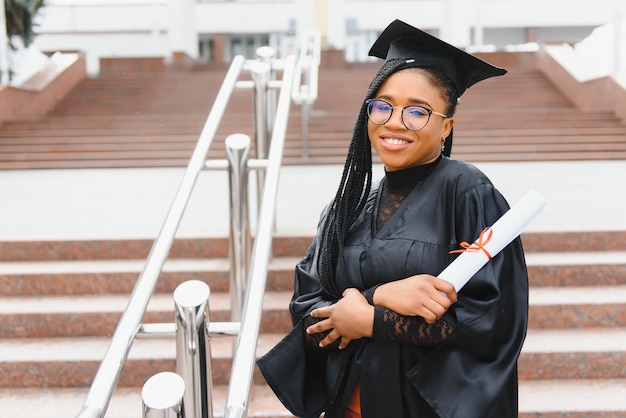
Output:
[31,0,622,75]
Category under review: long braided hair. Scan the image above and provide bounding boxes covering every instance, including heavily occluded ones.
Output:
[317,58,459,298]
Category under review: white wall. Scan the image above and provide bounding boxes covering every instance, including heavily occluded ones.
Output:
[31,0,620,71]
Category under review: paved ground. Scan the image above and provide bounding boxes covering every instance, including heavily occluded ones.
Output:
[1,160,625,241]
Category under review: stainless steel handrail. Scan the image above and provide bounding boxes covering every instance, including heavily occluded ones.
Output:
[77,34,317,418]
[75,55,246,418]
[292,31,320,158]
[292,30,320,106]
[222,53,296,418]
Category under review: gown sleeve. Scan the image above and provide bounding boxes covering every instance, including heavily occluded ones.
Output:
[407,180,529,418]
[256,209,358,418]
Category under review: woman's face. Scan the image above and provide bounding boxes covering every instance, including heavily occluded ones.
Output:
[368,68,454,171]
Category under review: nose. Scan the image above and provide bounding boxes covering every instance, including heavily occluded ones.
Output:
[386,108,405,129]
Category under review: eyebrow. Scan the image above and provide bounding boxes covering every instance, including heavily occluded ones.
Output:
[377,94,433,109]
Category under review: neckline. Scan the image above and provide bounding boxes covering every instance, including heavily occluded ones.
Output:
[384,155,443,191]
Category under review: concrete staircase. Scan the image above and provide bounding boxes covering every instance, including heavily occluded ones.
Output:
[0,231,625,417]
[1,52,625,170]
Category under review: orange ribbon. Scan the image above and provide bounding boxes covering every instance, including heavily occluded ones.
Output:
[449,227,493,260]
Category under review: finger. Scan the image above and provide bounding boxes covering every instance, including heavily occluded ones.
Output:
[319,330,341,348]
[310,306,332,318]
[342,288,358,297]
[420,301,447,323]
[430,294,454,316]
[422,313,437,324]
[435,279,458,302]
[338,337,352,350]
[306,318,332,335]
[431,290,454,310]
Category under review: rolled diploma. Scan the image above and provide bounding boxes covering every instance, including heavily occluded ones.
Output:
[438,189,548,291]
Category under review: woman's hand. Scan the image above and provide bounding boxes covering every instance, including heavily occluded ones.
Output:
[306,288,374,349]
[374,274,457,323]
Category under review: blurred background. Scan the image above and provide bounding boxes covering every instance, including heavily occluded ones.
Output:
[2,0,624,79]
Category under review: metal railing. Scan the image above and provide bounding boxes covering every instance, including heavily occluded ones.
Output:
[74,32,317,418]
[222,52,296,418]
[75,54,247,418]
[292,30,321,159]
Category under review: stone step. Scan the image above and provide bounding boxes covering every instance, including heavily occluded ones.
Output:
[0,385,294,418]
[1,231,624,262]
[520,327,626,380]
[0,335,239,388]
[1,379,625,418]
[0,251,624,296]
[2,328,625,388]
[1,284,626,338]
[518,378,626,417]
[524,251,626,286]
[529,285,626,328]
[0,257,297,296]
[0,291,293,338]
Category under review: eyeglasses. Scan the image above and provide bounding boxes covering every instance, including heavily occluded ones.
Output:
[365,98,448,131]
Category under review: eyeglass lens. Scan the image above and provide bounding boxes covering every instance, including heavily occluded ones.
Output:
[366,99,431,131]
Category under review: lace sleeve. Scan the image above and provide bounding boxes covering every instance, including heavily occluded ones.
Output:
[371,306,454,347]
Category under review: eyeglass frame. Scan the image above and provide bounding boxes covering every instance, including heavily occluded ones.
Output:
[365,98,449,131]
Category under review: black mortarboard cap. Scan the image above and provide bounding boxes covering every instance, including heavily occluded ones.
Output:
[369,19,507,97]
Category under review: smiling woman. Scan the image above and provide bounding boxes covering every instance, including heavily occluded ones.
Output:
[258,19,529,418]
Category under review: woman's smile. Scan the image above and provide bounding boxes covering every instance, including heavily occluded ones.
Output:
[380,133,412,146]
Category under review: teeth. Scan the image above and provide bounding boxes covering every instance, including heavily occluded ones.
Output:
[383,137,408,145]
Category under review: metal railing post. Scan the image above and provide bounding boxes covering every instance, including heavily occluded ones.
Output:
[292,32,320,160]
[225,134,251,321]
[251,61,271,159]
[222,53,297,418]
[256,47,276,139]
[174,280,212,418]
[300,80,311,159]
[251,60,271,215]
[142,372,186,418]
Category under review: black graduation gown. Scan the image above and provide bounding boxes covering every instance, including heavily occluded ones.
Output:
[257,157,529,418]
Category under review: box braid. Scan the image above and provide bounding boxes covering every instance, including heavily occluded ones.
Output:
[318,58,459,299]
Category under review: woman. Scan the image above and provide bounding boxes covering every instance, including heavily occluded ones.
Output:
[258,19,529,418]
